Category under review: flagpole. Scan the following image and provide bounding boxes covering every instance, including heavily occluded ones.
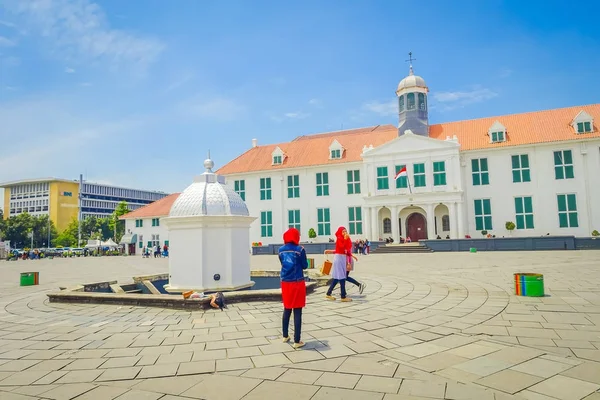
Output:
[407,174,413,194]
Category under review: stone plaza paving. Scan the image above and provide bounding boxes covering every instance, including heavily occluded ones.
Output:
[0,251,599,400]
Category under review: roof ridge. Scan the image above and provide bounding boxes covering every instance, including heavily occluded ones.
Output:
[120,192,180,219]
[292,124,395,141]
[432,103,600,125]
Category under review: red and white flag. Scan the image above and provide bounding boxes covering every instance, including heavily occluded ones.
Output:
[394,166,407,180]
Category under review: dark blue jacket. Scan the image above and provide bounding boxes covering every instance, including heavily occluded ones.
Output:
[278,243,308,282]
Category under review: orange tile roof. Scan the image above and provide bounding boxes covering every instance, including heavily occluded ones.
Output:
[217,125,398,175]
[120,193,180,220]
[216,104,600,175]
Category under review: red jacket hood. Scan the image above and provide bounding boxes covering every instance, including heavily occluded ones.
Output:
[283,228,300,245]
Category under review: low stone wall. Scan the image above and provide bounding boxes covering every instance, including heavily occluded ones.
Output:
[83,281,116,293]
[421,236,585,252]
[48,281,318,309]
[252,241,385,255]
[574,237,600,249]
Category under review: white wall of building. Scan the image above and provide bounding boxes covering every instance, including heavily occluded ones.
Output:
[226,161,366,244]
[124,216,170,253]
[462,140,600,238]
[224,138,600,245]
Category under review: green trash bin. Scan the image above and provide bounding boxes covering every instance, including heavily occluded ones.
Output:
[514,273,544,297]
[469,247,477,253]
[20,272,39,286]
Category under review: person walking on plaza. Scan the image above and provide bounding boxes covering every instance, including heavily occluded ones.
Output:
[278,228,308,349]
[344,231,366,294]
[325,226,356,302]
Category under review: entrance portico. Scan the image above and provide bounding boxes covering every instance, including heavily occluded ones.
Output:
[364,197,465,242]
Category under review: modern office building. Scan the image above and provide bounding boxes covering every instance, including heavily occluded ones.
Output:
[217,65,600,244]
[1,177,168,232]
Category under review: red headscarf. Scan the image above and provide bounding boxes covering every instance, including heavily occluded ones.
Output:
[335,226,349,254]
[283,228,300,245]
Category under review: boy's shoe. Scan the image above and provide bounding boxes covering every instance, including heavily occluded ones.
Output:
[282,336,290,343]
[359,283,367,295]
[325,295,336,301]
[293,341,305,349]
[341,298,353,302]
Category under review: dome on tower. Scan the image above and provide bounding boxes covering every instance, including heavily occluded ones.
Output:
[397,66,427,92]
[169,157,249,217]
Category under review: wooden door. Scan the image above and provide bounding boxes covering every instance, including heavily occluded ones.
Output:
[407,213,427,242]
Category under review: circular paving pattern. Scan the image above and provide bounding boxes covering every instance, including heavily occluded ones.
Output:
[0,252,599,400]
[0,272,509,383]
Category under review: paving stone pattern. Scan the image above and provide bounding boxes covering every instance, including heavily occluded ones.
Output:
[0,251,599,399]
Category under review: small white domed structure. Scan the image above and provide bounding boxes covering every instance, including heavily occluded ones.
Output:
[169,158,250,218]
[163,155,256,293]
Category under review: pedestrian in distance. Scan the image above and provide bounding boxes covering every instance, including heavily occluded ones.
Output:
[344,231,366,294]
[278,228,308,349]
[324,226,356,302]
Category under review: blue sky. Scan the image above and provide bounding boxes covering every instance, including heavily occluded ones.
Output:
[1,0,599,202]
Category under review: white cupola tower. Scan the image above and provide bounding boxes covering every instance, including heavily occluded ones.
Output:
[163,154,256,293]
[396,52,430,137]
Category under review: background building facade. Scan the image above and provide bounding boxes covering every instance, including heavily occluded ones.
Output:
[120,193,179,254]
[217,68,600,244]
[2,177,168,232]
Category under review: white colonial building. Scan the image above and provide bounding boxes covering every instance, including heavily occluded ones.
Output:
[119,193,179,254]
[216,65,600,244]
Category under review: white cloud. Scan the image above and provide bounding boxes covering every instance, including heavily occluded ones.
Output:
[362,99,397,116]
[65,67,75,73]
[0,20,18,29]
[0,36,17,47]
[269,111,310,122]
[3,0,165,70]
[165,73,194,92]
[284,112,309,119]
[308,98,323,107]
[180,97,245,121]
[432,86,497,111]
[0,97,149,183]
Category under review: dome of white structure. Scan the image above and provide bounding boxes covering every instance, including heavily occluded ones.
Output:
[397,65,427,92]
[169,157,249,217]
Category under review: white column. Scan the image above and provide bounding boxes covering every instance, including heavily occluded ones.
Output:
[371,207,378,240]
[426,204,436,239]
[363,206,371,239]
[451,202,459,239]
[457,202,465,238]
[391,206,400,244]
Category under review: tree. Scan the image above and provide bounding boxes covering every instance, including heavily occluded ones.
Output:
[54,229,77,247]
[308,228,317,242]
[32,215,58,248]
[108,201,130,242]
[0,209,5,240]
[4,213,34,248]
[505,221,516,236]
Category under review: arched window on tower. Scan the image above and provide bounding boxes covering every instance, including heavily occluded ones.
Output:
[407,93,415,110]
[383,218,392,234]
[398,95,404,112]
[418,93,426,111]
[442,215,450,232]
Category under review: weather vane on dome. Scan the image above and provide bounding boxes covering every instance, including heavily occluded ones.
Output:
[405,52,416,75]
